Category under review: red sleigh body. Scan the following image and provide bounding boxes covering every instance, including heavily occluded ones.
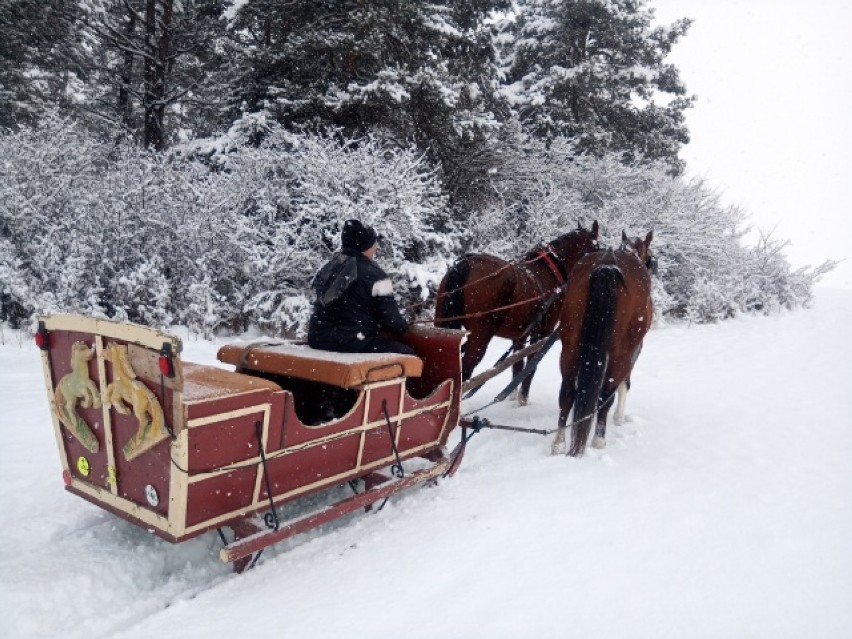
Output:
[37,315,465,566]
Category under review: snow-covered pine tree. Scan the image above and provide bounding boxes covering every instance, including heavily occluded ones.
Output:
[79,0,230,148]
[0,0,89,129]
[227,0,509,209]
[501,0,693,174]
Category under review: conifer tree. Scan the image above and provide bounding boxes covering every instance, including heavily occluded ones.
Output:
[82,0,229,148]
[0,0,87,129]
[228,0,509,206]
[503,0,693,173]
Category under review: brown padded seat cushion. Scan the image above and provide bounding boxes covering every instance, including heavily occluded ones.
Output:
[217,342,422,389]
[181,362,282,402]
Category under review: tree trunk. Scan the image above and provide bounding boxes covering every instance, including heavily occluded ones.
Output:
[118,7,136,133]
[143,0,172,150]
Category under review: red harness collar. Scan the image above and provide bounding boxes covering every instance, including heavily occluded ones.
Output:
[538,248,565,285]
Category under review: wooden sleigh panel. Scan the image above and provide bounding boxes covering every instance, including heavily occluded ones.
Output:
[38,315,186,537]
[38,316,465,552]
[202,329,462,530]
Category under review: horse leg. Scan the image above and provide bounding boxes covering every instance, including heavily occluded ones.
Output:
[592,384,618,449]
[460,328,493,381]
[551,378,575,455]
[614,378,630,425]
[511,338,527,405]
[517,327,544,406]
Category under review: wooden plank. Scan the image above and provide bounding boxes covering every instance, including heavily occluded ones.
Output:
[95,336,119,496]
[461,336,550,394]
[41,315,181,353]
[40,347,69,474]
[127,342,183,390]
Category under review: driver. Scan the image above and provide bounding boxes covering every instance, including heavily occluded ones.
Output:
[307,219,415,356]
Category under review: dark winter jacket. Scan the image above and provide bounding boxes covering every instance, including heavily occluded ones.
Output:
[307,248,408,351]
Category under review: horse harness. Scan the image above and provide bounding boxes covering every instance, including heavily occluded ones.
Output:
[517,245,568,297]
[537,246,567,286]
[415,245,567,324]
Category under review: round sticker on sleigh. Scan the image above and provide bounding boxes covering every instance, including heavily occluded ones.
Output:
[145,484,159,507]
[76,456,90,477]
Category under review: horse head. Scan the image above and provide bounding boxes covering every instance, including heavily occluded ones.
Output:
[69,341,95,371]
[620,230,657,275]
[548,220,601,271]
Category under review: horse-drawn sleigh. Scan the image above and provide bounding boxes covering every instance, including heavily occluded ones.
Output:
[36,315,469,570]
[35,222,655,570]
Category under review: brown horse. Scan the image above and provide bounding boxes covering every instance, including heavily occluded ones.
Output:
[613,231,658,425]
[552,231,654,456]
[435,222,600,404]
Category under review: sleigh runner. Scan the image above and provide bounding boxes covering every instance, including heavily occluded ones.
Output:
[36,314,465,567]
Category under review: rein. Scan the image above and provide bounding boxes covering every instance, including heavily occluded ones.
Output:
[410,282,566,325]
[404,246,558,314]
[408,241,576,323]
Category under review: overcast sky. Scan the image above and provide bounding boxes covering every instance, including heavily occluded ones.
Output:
[651,0,852,288]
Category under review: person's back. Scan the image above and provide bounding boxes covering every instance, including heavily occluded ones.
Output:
[308,220,414,356]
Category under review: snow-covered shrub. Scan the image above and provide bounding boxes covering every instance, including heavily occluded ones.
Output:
[217,127,456,334]
[0,119,457,335]
[0,120,251,331]
[739,231,836,313]
[473,138,834,321]
[0,121,109,325]
[0,119,832,334]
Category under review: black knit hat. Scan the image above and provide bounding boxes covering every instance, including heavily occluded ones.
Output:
[341,219,378,252]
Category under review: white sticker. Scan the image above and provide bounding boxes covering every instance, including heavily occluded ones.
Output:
[145,484,159,507]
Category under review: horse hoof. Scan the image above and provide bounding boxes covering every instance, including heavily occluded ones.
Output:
[517,396,528,407]
[591,436,606,449]
[551,442,564,455]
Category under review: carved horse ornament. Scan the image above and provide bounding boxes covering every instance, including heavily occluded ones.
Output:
[434,221,601,405]
[54,341,102,452]
[552,231,655,457]
[102,344,168,461]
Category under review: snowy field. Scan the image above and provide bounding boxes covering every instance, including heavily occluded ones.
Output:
[1,288,851,639]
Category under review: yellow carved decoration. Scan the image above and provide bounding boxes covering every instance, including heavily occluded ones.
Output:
[54,342,101,453]
[103,344,168,461]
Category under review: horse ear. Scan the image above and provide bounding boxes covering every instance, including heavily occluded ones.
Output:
[577,220,582,230]
[591,220,599,237]
[622,230,628,243]
[645,230,654,246]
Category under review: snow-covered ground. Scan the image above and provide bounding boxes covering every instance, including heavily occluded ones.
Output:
[2,288,851,639]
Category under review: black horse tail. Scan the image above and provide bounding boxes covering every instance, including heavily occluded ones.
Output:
[436,258,470,330]
[571,264,624,455]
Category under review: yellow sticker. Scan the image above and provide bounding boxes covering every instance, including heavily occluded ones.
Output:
[77,456,90,477]
[107,465,117,486]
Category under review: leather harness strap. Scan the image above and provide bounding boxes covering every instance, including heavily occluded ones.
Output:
[538,247,566,285]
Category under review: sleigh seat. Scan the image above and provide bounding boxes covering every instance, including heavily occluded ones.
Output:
[217,342,423,389]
